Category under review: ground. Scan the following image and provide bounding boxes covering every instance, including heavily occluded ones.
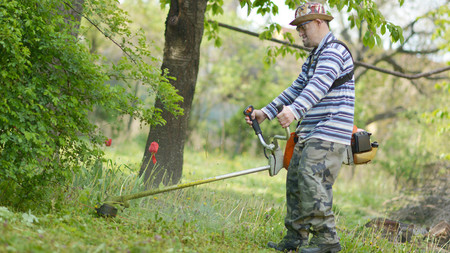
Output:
[389,161,449,228]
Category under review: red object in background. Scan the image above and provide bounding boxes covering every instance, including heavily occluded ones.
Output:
[149,141,159,163]
[105,139,112,147]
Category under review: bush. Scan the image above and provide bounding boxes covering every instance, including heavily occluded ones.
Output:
[0,0,182,210]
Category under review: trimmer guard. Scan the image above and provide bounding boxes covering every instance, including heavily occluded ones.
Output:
[342,145,354,165]
[269,146,284,176]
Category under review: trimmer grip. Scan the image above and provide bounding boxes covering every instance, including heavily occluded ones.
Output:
[243,105,262,135]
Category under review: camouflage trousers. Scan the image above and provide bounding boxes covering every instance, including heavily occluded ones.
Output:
[284,138,346,245]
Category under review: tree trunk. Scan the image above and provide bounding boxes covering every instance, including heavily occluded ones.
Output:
[60,0,84,37]
[139,0,208,187]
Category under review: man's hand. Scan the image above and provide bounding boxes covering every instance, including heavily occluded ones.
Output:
[277,106,295,128]
[245,109,267,126]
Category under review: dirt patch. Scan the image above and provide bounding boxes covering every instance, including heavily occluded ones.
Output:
[365,162,450,250]
[387,161,449,228]
[365,218,449,250]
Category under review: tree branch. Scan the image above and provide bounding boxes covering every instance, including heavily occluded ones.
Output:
[212,21,310,51]
[62,0,137,64]
[355,62,450,79]
[210,20,450,80]
[365,106,406,125]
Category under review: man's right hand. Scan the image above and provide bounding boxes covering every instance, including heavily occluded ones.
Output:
[245,109,268,126]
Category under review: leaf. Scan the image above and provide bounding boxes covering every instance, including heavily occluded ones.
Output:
[398,29,405,44]
[349,16,355,28]
[272,5,278,15]
[375,34,382,46]
[380,24,386,35]
[246,0,252,16]
[214,37,222,47]
[275,23,281,33]
[239,0,246,8]
[368,34,375,48]
[363,31,370,45]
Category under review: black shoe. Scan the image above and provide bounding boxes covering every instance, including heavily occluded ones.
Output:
[267,239,304,252]
[299,242,341,253]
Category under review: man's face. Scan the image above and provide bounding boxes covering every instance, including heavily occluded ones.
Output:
[296,20,318,48]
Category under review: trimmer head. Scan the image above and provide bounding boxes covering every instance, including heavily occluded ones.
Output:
[95,203,118,217]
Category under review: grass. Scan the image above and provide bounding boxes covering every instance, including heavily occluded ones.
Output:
[0,146,445,252]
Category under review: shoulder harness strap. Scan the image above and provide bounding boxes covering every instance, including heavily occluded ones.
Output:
[310,40,354,90]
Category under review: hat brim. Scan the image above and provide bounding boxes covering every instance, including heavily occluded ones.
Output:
[289,14,334,26]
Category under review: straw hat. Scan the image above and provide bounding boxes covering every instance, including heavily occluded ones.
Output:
[290,2,334,26]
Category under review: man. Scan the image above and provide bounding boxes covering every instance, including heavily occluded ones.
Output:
[245,2,355,253]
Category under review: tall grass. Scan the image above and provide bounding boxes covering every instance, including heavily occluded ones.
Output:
[0,147,444,252]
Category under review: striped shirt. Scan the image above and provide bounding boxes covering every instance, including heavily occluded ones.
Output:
[261,32,355,145]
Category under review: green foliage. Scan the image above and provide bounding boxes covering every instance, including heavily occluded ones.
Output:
[239,0,302,16]
[229,0,406,65]
[204,20,222,47]
[203,0,227,48]
[0,0,182,210]
[206,0,408,65]
[329,0,404,46]
[82,0,183,123]
[207,0,224,16]
[259,23,306,65]
[317,0,400,59]
[425,3,450,52]
[421,81,450,137]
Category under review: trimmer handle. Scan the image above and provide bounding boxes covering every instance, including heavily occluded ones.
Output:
[275,104,291,140]
[243,105,262,135]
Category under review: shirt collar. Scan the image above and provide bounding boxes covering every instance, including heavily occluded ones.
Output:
[312,32,335,55]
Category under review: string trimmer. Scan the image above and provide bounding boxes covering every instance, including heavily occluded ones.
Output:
[95,105,289,217]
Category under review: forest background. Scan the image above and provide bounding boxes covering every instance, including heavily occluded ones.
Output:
[99,0,449,226]
[0,0,449,252]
